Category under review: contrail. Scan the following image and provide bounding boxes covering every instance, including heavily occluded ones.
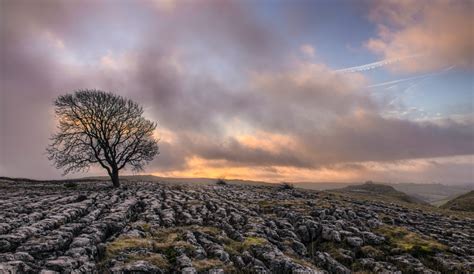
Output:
[367,65,455,88]
[334,54,423,73]
[367,74,432,88]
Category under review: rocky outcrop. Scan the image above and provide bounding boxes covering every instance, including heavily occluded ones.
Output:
[0,179,472,273]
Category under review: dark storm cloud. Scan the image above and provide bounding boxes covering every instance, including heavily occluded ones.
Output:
[297,113,474,166]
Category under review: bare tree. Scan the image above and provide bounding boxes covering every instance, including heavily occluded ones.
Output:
[47,89,159,187]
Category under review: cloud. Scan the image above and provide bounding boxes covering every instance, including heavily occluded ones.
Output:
[144,0,285,70]
[300,44,316,58]
[366,0,474,73]
[300,112,474,165]
[336,155,474,184]
[0,0,472,184]
[155,155,474,184]
[145,61,474,174]
[0,0,139,178]
[0,0,281,178]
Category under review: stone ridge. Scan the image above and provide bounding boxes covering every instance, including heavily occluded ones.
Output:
[0,180,472,273]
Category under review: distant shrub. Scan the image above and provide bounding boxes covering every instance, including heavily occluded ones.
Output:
[64,182,78,189]
[279,182,294,190]
[216,178,227,186]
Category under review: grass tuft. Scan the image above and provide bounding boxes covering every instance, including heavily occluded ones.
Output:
[106,237,153,257]
[224,236,268,254]
[375,225,446,255]
[193,259,224,271]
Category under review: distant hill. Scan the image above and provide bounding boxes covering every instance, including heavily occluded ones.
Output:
[82,175,272,187]
[440,191,474,212]
[0,175,272,188]
[2,175,470,207]
[293,182,354,190]
[293,182,474,205]
[389,183,473,205]
[331,181,427,205]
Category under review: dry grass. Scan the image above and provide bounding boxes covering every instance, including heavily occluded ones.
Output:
[150,227,195,253]
[440,191,474,212]
[140,223,151,232]
[360,245,384,259]
[195,226,221,236]
[193,259,224,271]
[375,225,446,254]
[258,199,322,214]
[224,236,268,254]
[285,253,319,270]
[102,236,172,270]
[106,237,153,257]
[105,225,227,268]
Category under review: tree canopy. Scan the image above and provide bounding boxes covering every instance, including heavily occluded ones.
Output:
[47,89,159,187]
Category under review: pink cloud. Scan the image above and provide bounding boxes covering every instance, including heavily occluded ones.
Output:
[367,0,473,73]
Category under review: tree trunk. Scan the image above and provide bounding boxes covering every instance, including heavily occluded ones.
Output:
[111,169,120,188]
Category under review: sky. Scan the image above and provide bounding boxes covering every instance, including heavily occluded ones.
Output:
[0,0,473,184]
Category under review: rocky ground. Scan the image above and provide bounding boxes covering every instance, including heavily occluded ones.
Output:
[0,179,472,273]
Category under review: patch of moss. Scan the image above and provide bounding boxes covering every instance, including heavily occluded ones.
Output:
[223,242,239,255]
[150,229,195,255]
[375,225,446,255]
[106,236,153,257]
[162,246,179,265]
[257,200,274,214]
[104,226,196,266]
[150,225,220,239]
[196,226,221,236]
[141,223,151,232]
[258,199,313,214]
[150,228,180,241]
[104,225,232,270]
[359,245,384,259]
[224,237,268,254]
[243,237,267,247]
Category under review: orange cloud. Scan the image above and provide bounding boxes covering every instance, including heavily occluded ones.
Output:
[235,131,297,153]
[153,155,474,184]
[367,0,473,73]
[154,156,271,180]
